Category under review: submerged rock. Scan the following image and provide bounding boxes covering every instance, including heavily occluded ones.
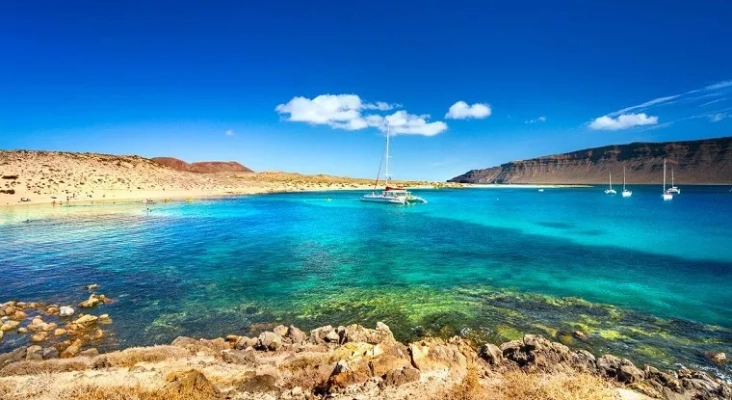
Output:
[59,306,75,317]
[705,351,727,365]
[1,320,21,331]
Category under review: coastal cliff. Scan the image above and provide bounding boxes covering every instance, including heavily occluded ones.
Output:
[449,136,732,184]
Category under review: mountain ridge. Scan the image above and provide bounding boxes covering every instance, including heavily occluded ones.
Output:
[152,157,253,173]
[449,136,732,184]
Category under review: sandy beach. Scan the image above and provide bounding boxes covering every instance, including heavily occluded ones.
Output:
[0,151,460,209]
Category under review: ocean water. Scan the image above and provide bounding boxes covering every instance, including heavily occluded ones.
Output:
[1,186,731,378]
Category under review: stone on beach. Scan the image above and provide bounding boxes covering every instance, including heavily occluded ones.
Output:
[256,331,282,351]
[59,306,75,317]
[286,325,308,344]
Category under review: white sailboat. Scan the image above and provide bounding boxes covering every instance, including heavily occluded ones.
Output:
[361,125,426,205]
[667,166,681,194]
[604,172,617,194]
[662,159,673,201]
[621,166,632,197]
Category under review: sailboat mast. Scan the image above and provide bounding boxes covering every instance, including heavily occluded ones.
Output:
[623,166,626,190]
[671,167,675,186]
[385,123,390,185]
[609,172,612,189]
[663,160,667,192]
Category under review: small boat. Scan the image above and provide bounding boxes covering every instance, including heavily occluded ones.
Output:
[538,189,544,192]
[666,166,681,194]
[604,172,617,195]
[621,166,632,197]
[662,159,673,201]
[361,124,427,205]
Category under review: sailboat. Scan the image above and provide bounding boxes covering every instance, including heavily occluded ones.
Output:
[361,125,427,205]
[667,166,681,194]
[662,159,673,201]
[621,166,632,197]
[604,172,617,194]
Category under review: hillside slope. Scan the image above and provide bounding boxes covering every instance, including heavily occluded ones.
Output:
[151,157,253,173]
[449,136,732,184]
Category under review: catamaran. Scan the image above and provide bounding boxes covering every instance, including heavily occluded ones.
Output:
[662,159,673,201]
[621,166,632,197]
[667,166,681,194]
[361,125,427,205]
[604,172,617,195]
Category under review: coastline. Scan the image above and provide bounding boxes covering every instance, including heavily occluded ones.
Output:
[1,296,729,400]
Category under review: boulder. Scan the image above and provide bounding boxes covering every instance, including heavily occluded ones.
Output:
[0,347,28,367]
[26,345,44,361]
[233,336,258,350]
[0,330,3,342]
[380,367,420,388]
[59,306,75,317]
[343,323,396,345]
[287,325,308,344]
[256,331,282,351]
[705,351,727,365]
[98,314,112,324]
[408,338,468,377]
[310,325,335,345]
[61,339,82,358]
[597,354,644,384]
[478,343,503,366]
[18,328,28,334]
[79,348,99,357]
[221,349,257,366]
[54,328,67,337]
[1,320,20,331]
[325,330,341,343]
[71,314,99,328]
[42,347,59,360]
[273,325,288,337]
[501,335,576,372]
[78,297,100,309]
[85,284,99,291]
[10,311,27,321]
[645,365,682,393]
[30,332,48,342]
[45,306,59,315]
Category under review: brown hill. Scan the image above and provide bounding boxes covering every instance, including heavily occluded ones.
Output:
[152,157,253,173]
[449,136,732,184]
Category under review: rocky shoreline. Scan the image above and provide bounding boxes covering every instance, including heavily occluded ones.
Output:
[1,297,730,400]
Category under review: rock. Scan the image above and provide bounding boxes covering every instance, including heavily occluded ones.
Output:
[85,283,99,291]
[46,306,59,315]
[478,343,503,366]
[85,328,105,341]
[171,336,230,354]
[61,339,82,358]
[79,348,99,357]
[238,372,280,394]
[705,351,727,364]
[645,365,682,393]
[287,325,307,344]
[257,331,282,351]
[26,345,44,361]
[0,330,3,342]
[0,346,27,367]
[233,336,257,350]
[225,334,239,343]
[408,338,468,376]
[221,349,257,366]
[98,314,112,324]
[59,306,75,317]
[27,317,48,332]
[9,311,26,321]
[18,327,28,334]
[500,335,574,371]
[31,332,48,342]
[325,330,341,343]
[380,367,421,388]
[273,325,288,337]
[1,320,20,331]
[54,328,67,337]
[597,354,643,384]
[573,331,588,341]
[166,369,219,397]
[570,350,596,373]
[343,323,396,345]
[42,347,59,360]
[72,314,99,328]
[78,296,100,309]
[310,325,334,344]
[291,386,303,396]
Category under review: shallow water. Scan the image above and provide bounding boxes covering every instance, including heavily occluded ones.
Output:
[1,186,731,378]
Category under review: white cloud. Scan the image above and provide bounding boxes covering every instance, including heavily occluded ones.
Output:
[363,101,399,111]
[705,80,732,91]
[710,113,726,122]
[225,129,234,136]
[589,113,658,130]
[525,116,547,124]
[608,95,680,117]
[699,98,726,107]
[275,94,447,136]
[445,101,492,120]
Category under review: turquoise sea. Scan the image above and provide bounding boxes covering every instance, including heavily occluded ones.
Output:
[1,186,731,378]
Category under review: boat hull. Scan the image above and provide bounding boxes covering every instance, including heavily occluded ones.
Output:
[360,195,406,204]
[621,190,632,197]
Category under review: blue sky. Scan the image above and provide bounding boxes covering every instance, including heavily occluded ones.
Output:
[1,1,731,180]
